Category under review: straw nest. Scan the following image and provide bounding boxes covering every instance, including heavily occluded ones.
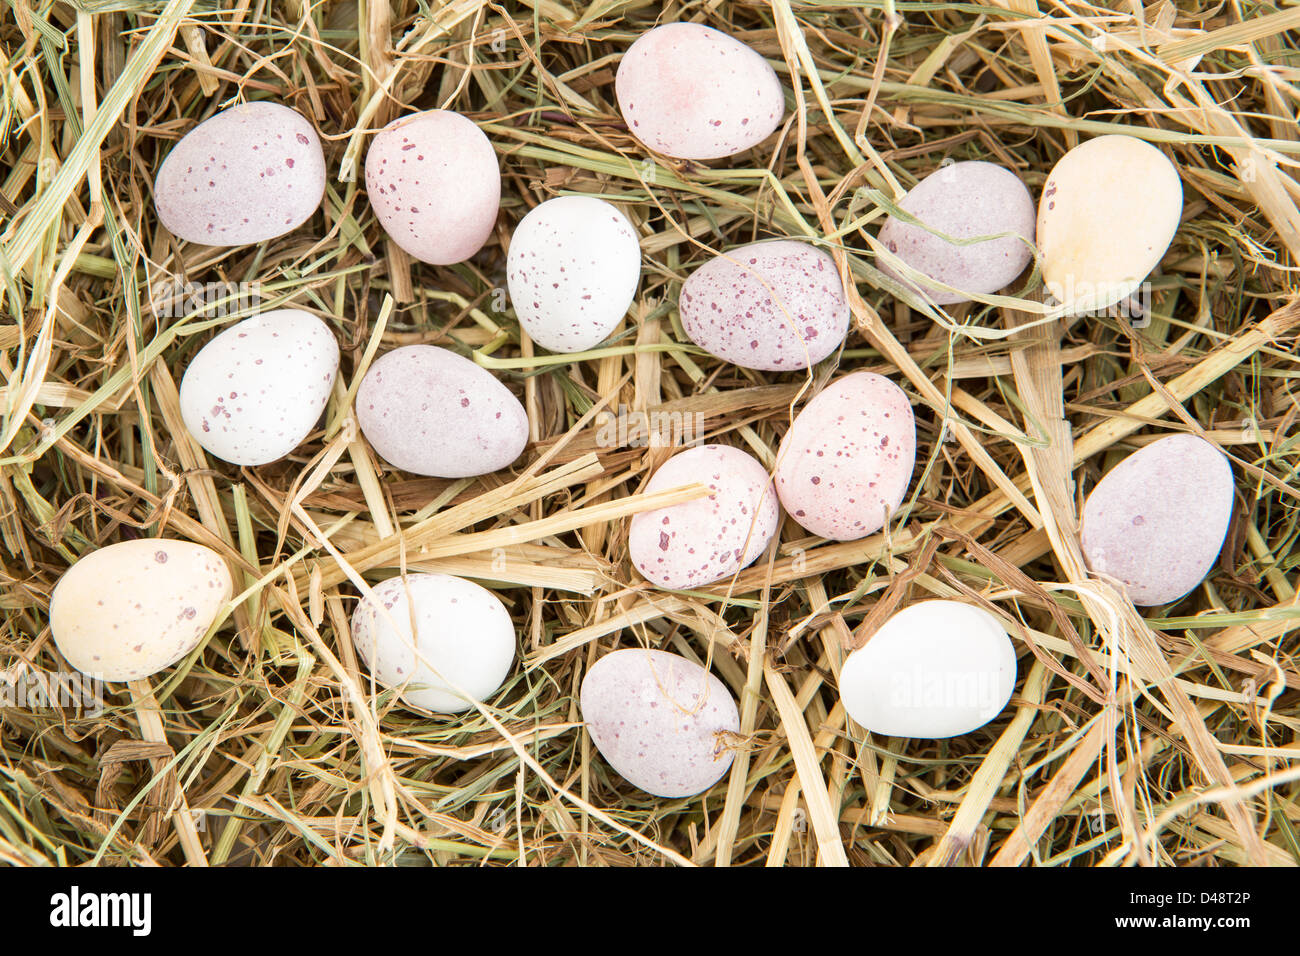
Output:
[1,1,1298,867]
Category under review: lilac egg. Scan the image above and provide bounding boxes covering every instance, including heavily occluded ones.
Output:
[356,345,528,478]
[628,444,779,590]
[876,161,1035,305]
[581,648,739,798]
[616,23,784,160]
[679,240,850,371]
[775,372,916,541]
[365,110,500,265]
[1081,434,1233,606]
[153,102,325,245]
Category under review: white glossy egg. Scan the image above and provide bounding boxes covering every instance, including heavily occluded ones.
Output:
[840,600,1017,738]
[350,573,516,713]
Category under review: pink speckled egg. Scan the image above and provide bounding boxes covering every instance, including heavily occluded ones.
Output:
[179,309,340,466]
[679,240,849,371]
[840,601,1017,738]
[153,102,325,245]
[365,110,500,264]
[775,372,916,541]
[1081,434,1233,606]
[628,444,779,590]
[876,161,1035,305]
[350,573,516,713]
[356,345,528,478]
[50,538,233,682]
[507,196,641,352]
[616,23,784,160]
[581,648,739,798]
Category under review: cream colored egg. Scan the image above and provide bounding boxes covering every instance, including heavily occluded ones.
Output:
[50,538,232,682]
[1038,135,1182,314]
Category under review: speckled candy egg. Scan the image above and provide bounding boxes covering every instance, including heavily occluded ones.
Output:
[616,23,784,160]
[50,538,233,682]
[680,240,849,371]
[365,110,500,265]
[154,102,325,245]
[840,600,1017,738]
[350,573,516,713]
[1038,135,1183,314]
[1081,434,1233,606]
[507,196,641,352]
[581,648,739,798]
[180,309,340,466]
[876,161,1035,305]
[775,372,915,541]
[628,444,779,590]
[356,345,528,478]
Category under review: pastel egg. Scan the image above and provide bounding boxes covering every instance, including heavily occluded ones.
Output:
[1081,434,1233,606]
[180,309,340,466]
[350,573,516,713]
[356,345,528,478]
[840,600,1017,738]
[507,196,641,352]
[616,23,784,160]
[679,240,849,371]
[775,372,915,541]
[153,101,326,245]
[1038,135,1183,314]
[876,161,1035,305]
[365,110,500,264]
[628,444,779,590]
[580,648,739,798]
[50,538,233,682]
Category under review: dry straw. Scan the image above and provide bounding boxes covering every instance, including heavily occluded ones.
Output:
[0,0,1297,867]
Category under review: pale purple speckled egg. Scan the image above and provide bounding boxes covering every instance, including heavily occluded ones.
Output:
[350,573,516,713]
[1081,434,1233,606]
[876,161,1035,305]
[179,309,339,466]
[616,23,784,160]
[50,538,233,682]
[581,648,740,798]
[775,372,916,541]
[356,345,528,478]
[365,110,500,265]
[507,196,641,353]
[628,444,779,590]
[154,102,326,245]
[679,240,849,371]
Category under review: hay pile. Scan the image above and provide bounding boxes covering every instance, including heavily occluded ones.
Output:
[1,0,1298,867]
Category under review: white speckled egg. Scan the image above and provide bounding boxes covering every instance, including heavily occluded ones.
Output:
[616,23,784,160]
[365,110,500,265]
[775,371,915,541]
[1038,135,1183,314]
[356,345,528,478]
[154,101,325,245]
[1081,434,1233,606]
[876,161,1035,305]
[350,573,516,713]
[507,196,641,352]
[50,538,233,682]
[840,600,1017,738]
[180,309,340,466]
[581,648,739,798]
[679,240,849,371]
[629,444,779,590]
